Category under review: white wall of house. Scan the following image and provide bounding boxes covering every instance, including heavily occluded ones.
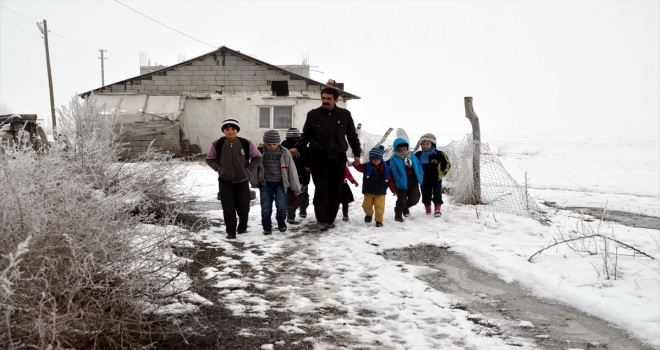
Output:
[183,96,347,150]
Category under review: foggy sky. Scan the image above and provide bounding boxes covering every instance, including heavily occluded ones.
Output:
[1,1,658,139]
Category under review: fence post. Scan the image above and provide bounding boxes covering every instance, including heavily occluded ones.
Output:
[464,97,481,203]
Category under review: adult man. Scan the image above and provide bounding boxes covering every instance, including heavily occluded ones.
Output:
[206,118,263,239]
[289,88,361,230]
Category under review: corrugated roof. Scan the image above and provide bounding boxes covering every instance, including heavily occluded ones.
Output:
[79,46,360,99]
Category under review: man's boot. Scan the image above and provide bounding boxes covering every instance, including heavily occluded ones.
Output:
[395,208,404,222]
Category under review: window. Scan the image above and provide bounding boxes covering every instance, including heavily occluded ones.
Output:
[271,81,289,96]
[258,106,292,129]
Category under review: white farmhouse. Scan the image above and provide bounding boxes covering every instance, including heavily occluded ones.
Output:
[79,46,359,157]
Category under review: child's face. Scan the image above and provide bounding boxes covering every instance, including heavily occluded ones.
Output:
[265,143,279,151]
[421,141,433,151]
[397,145,408,153]
[370,158,382,166]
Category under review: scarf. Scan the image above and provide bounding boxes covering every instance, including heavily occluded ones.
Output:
[420,146,437,164]
[394,151,413,168]
[365,162,390,181]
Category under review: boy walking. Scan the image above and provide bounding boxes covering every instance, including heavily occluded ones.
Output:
[414,133,451,217]
[389,138,424,222]
[281,128,311,222]
[250,130,301,235]
[206,119,263,239]
[354,146,396,227]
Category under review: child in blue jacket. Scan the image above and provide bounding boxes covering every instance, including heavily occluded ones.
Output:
[389,138,424,222]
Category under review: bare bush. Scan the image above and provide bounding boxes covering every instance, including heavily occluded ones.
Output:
[0,96,196,349]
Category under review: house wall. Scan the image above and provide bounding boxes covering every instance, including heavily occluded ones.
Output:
[92,50,353,154]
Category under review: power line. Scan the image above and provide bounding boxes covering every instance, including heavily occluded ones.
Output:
[114,0,217,48]
[1,4,97,51]
[1,17,96,57]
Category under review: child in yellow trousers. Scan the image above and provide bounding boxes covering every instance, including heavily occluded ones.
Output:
[354,146,396,227]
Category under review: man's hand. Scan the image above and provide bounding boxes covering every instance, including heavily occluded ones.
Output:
[289,148,298,156]
[294,191,301,197]
[353,156,360,167]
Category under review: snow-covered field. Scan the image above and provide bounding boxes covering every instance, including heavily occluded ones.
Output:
[183,129,659,349]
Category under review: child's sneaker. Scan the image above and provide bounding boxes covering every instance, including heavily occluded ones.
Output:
[287,216,295,224]
[425,205,432,215]
[277,222,287,233]
[299,209,307,218]
[365,215,372,223]
[342,216,349,222]
[375,222,383,227]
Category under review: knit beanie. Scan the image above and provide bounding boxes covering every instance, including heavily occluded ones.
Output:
[263,130,281,144]
[419,133,436,145]
[221,118,240,132]
[369,145,385,161]
[286,127,301,138]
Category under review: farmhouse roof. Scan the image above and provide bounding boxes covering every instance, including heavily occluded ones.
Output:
[79,46,360,99]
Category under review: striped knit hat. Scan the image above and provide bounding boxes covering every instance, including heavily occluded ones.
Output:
[419,133,436,145]
[221,118,240,132]
[369,145,385,161]
[263,130,281,144]
[286,128,301,138]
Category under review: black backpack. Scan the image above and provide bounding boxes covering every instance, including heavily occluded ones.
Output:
[214,137,251,162]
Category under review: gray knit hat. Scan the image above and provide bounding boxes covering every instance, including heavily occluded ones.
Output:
[286,127,301,138]
[263,130,281,144]
[419,133,437,145]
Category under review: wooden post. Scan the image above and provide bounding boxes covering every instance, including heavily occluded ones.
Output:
[37,20,56,137]
[464,97,481,203]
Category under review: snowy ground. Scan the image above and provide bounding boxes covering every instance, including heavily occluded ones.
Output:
[182,129,659,349]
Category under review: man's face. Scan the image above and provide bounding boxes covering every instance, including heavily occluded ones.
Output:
[370,158,382,166]
[265,143,279,151]
[321,93,338,110]
[397,145,408,153]
[421,141,433,151]
[223,127,238,141]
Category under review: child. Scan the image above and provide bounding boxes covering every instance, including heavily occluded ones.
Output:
[340,166,360,221]
[250,130,301,235]
[206,119,263,239]
[281,128,311,222]
[354,146,396,227]
[389,138,424,222]
[414,133,451,217]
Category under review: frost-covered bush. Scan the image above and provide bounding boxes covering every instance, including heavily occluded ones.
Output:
[0,96,192,349]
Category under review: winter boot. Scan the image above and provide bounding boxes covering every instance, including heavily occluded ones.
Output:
[342,216,349,222]
[278,221,287,233]
[375,222,383,227]
[299,209,307,218]
[226,233,237,239]
[315,222,328,231]
[263,229,272,235]
[365,215,373,223]
[395,208,405,222]
[425,205,432,215]
[403,207,410,217]
[434,204,442,217]
[287,215,295,224]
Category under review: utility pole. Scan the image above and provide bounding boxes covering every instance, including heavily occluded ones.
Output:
[99,49,107,86]
[36,20,56,136]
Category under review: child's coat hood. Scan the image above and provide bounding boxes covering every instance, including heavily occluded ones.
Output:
[393,137,409,150]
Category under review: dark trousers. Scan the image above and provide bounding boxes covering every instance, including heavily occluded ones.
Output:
[218,178,250,234]
[421,180,443,206]
[311,157,345,224]
[395,175,421,210]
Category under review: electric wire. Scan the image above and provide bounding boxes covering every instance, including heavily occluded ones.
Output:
[1,4,98,51]
[114,0,217,48]
[1,17,96,57]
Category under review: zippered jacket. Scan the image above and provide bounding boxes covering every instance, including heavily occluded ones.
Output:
[294,106,361,164]
[354,162,396,195]
[206,137,262,183]
[389,138,424,190]
[249,146,302,192]
[414,149,451,184]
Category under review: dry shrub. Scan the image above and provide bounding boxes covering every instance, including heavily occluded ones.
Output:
[0,96,194,349]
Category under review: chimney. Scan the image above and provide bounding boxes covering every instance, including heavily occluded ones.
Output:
[326,79,336,87]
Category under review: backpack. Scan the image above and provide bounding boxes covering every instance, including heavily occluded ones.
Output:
[214,137,251,162]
